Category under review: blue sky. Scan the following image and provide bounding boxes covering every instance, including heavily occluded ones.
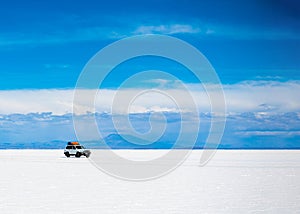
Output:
[0,0,299,148]
[0,0,299,89]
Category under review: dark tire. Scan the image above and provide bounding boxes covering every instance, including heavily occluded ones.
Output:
[75,152,81,158]
[65,152,70,157]
[85,152,90,158]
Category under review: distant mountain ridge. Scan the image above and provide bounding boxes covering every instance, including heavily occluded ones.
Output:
[2,133,300,149]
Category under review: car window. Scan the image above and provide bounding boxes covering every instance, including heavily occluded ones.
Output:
[76,146,82,149]
[66,146,72,149]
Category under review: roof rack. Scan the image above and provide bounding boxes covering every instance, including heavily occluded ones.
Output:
[67,141,80,145]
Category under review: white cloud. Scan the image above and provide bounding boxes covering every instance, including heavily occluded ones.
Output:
[2,21,298,48]
[0,80,299,115]
[223,80,300,113]
[132,22,300,40]
[0,90,74,115]
[133,24,201,35]
[0,24,201,47]
[235,131,300,136]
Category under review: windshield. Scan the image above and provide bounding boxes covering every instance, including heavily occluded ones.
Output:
[76,146,83,149]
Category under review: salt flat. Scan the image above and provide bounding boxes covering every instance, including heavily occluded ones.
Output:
[1,150,300,213]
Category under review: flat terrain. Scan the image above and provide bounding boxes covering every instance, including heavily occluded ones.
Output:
[1,150,300,213]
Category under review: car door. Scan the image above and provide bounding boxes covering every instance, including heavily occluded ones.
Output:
[69,146,76,155]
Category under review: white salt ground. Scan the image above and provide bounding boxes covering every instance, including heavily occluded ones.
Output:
[0,149,299,213]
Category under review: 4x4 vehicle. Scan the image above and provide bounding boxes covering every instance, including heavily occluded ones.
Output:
[64,142,91,158]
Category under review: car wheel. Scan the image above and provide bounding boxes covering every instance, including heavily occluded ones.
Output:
[65,152,70,157]
[85,153,90,158]
[75,152,81,158]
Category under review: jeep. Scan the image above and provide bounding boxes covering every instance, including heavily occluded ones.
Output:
[64,142,91,158]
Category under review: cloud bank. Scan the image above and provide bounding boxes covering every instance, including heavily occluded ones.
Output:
[0,80,299,149]
[0,80,299,115]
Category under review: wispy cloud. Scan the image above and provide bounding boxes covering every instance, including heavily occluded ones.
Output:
[44,64,71,69]
[236,131,300,136]
[133,24,201,35]
[0,26,125,47]
[1,20,299,47]
[132,21,300,39]
[207,25,300,40]
[0,24,201,47]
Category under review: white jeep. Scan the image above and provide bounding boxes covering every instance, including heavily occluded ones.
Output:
[64,142,91,158]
